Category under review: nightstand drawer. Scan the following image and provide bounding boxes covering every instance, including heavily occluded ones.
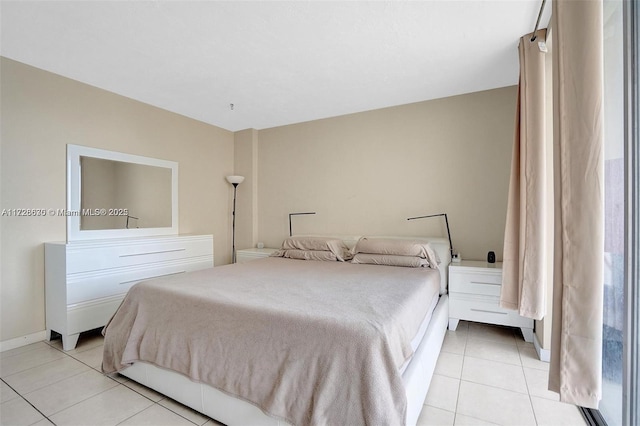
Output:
[449,293,533,328]
[449,271,501,296]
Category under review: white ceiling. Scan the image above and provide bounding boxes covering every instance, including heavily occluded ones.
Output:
[0,1,551,132]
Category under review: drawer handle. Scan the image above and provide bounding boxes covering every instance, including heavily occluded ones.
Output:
[120,248,186,258]
[120,271,186,285]
[470,308,507,315]
[470,281,500,285]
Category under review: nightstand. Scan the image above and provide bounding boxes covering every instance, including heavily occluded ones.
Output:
[236,247,278,263]
[448,260,534,342]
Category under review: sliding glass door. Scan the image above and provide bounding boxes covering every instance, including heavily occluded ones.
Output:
[598,1,638,425]
[601,1,625,423]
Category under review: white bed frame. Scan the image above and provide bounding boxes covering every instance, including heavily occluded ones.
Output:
[119,237,451,426]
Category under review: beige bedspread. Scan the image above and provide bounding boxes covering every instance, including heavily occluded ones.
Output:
[102,257,440,426]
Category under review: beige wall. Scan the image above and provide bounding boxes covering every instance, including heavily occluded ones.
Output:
[233,129,259,251]
[1,57,519,346]
[254,86,517,261]
[0,58,234,342]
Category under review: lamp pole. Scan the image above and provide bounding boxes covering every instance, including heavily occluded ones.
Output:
[226,175,245,263]
[231,182,238,263]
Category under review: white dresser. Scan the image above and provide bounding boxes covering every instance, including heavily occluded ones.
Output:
[448,261,534,342]
[236,247,278,263]
[45,234,214,350]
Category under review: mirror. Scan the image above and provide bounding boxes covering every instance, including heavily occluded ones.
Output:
[67,144,178,241]
[80,157,172,230]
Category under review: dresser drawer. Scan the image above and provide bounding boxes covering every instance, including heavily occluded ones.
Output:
[66,236,212,274]
[66,258,213,304]
[449,270,501,296]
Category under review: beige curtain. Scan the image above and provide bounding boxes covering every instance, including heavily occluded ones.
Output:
[500,28,549,320]
[549,0,604,409]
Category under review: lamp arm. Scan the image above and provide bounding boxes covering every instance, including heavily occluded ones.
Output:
[288,212,316,237]
[443,214,454,259]
[407,213,454,259]
[125,215,139,229]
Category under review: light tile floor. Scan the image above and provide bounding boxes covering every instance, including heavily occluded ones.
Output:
[0,323,586,426]
[417,321,586,426]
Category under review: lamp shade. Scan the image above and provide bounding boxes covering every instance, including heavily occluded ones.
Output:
[226,175,245,185]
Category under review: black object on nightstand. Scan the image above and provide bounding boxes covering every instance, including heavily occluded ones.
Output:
[487,251,496,263]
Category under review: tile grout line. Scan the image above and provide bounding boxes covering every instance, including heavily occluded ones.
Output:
[453,327,528,425]
[5,357,93,396]
[127,393,205,425]
[1,377,55,425]
[456,325,534,425]
[8,340,120,424]
[518,338,541,426]
[451,335,467,425]
[42,339,206,426]
[453,324,470,424]
[112,402,203,426]
[13,337,211,425]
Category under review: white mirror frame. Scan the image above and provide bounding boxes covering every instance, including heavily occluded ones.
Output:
[66,144,178,241]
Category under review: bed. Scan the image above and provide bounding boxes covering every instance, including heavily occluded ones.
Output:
[102,236,451,426]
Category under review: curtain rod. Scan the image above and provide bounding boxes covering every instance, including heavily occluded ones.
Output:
[530,0,547,42]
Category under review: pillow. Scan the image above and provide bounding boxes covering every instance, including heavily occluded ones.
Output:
[280,236,353,261]
[351,253,430,268]
[271,249,338,262]
[353,237,440,269]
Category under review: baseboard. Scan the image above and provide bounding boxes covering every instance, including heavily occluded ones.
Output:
[533,333,551,362]
[0,330,47,352]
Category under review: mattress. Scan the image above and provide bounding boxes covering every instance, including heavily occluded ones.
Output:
[400,290,440,374]
[103,257,441,426]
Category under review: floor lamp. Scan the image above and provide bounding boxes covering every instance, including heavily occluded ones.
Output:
[226,175,244,263]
